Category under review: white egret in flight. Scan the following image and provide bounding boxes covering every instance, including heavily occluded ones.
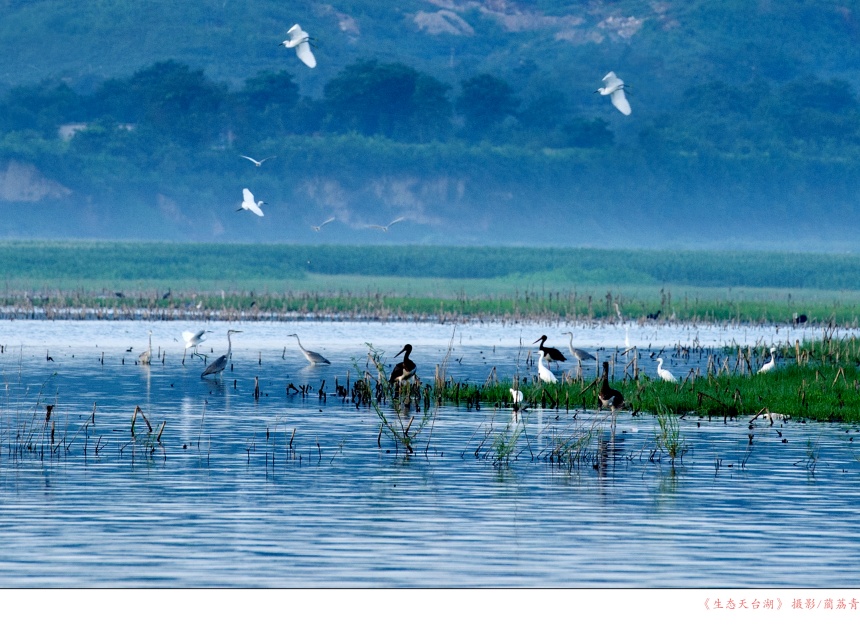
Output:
[367,217,406,232]
[311,217,335,232]
[596,71,631,116]
[238,188,265,217]
[281,24,316,68]
[240,155,276,167]
[182,329,212,363]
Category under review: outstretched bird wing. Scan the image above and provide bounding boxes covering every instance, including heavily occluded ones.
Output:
[610,89,631,115]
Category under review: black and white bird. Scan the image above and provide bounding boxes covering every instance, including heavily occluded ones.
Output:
[598,361,624,410]
[533,335,566,364]
[288,333,330,365]
[389,344,416,383]
[201,330,242,379]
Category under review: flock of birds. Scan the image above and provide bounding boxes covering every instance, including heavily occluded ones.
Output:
[231,22,634,230]
[138,325,780,414]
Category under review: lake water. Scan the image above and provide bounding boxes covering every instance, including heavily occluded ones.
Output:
[0,319,859,587]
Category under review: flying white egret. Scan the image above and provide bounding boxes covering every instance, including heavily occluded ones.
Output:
[311,217,335,232]
[656,357,677,382]
[288,333,330,365]
[201,330,242,379]
[389,344,416,383]
[537,350,557,384]
[139,330,153,365]
[182,329,212,363]
[598,361,624,410]
[562,332,595,363]
[238,188,265,217]
[758,347,777,374]
[367,217,406,232]
[240,155,276,167]
[595,71,631,116]
[534,334,566,364]
[281,24,316,68]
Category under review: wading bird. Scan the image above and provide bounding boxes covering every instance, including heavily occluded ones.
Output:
[240,155,276,167]
[758,347,777,374]
[533,335,566,364]
[595,71,631,116]
[281,24,316,68]
[139,330,153,365]
[367,217,405,232]
[510,387,524,404]
[598,361,624,410]
[537,350,557,384]
[201,330,242,379]
[238,188,266,217]
[389,344,416,384]
[182,329,211,363]
[311,217,335,232]
[562,331,595,363]
[288,333,330,365]
[656,357,677,382]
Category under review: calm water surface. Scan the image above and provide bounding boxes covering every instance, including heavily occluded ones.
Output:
[0,320,858,587]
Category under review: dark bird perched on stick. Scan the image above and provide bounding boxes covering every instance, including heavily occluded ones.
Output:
[533,335,566,364]
[389,344,416,384]
[598,361,624,410]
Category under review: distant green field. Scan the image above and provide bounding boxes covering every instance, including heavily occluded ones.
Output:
[1,241,859,323]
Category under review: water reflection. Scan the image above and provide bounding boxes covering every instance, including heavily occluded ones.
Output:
[0,321,859,586]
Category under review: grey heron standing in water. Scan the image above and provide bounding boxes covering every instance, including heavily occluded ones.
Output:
[288,333,330,365]
[201,330,242,379]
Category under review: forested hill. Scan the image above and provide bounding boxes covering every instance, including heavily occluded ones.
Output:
[1,1,859,250]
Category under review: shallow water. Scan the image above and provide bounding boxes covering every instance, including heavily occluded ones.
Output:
[0,320,858,587]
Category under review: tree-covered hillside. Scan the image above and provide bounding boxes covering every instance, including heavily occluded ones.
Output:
[1,1,859,249]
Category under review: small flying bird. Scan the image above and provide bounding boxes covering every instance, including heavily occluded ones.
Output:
[598,361,624,410]
[288,333,330,365]
[238,188,266,217]
[281,24,316,68]
[201,330,242,379]
[656,357,677,382]
[758,347,777,374]
[595,71,631,116]
[367,217,405,232]
[240,155,276,167]
[311,217,335,232]
[533,335,566,364]
[537,350,557,384]
[389,344,416,384]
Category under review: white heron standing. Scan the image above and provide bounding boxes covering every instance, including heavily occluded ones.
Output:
[201,330,242,379]
[510,387,524,404]
[281,24,316,68]
[367,217,405,232]
[240,155,276,167]
[758,347,777,374]
[595,71,632,116]
[288,333,331,365]
[656,357,677,382]
[238,188,266,217]
[537,350,557,384]
[139,330,153,365]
